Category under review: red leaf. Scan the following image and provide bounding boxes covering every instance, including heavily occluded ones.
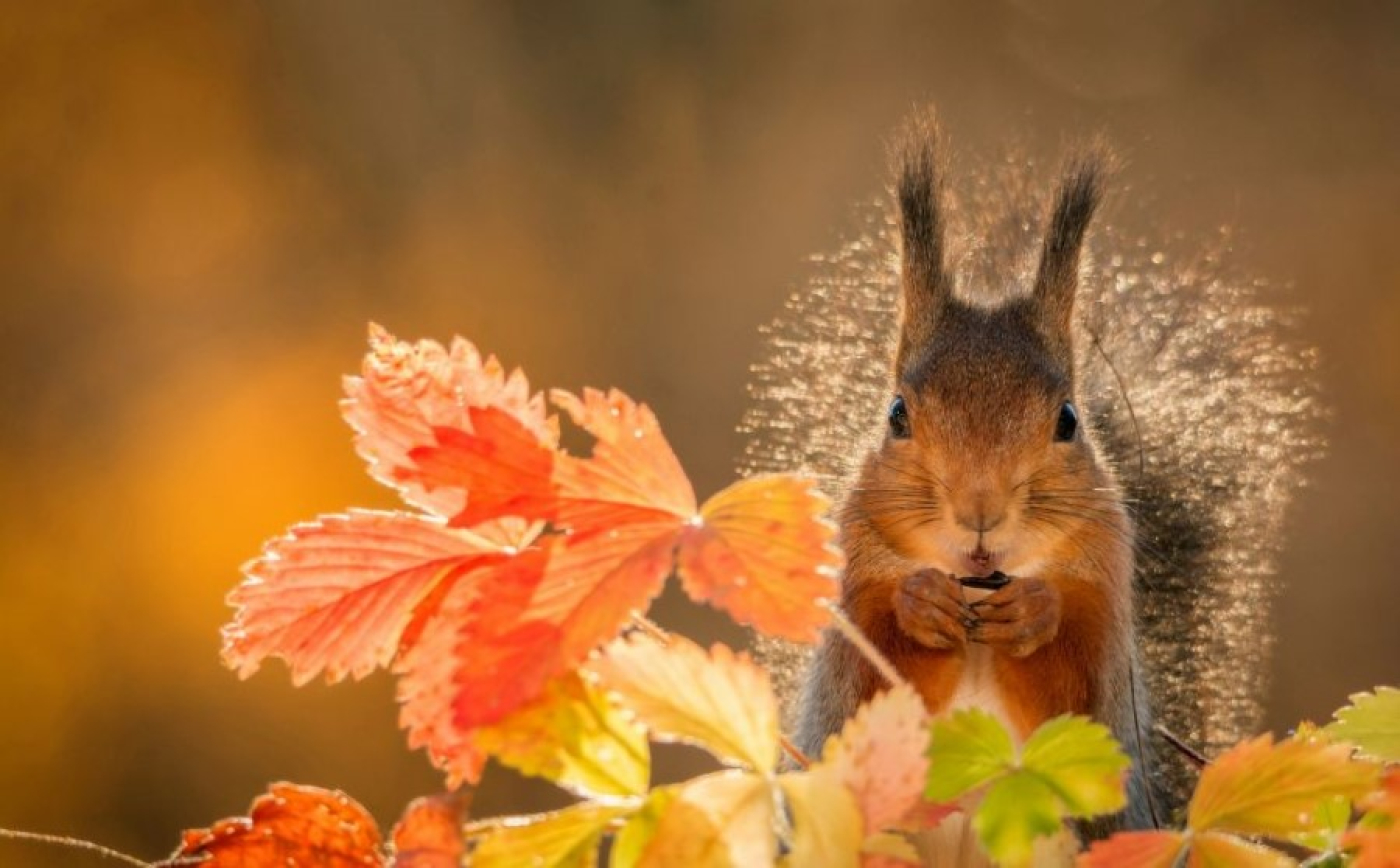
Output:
[224,510,494,685]
[390,793,468,868]
[1076,831,1186,868]
[678,475,839,642]
[453,525,677,729]
[342,324,555,519]
[173,782,384,867]
[407,407,558,529]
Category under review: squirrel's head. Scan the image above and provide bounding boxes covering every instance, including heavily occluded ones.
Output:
[854,119,1121,579]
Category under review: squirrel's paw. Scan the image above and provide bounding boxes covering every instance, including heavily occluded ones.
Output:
[894,568,972,650]
[968,577,1062,658]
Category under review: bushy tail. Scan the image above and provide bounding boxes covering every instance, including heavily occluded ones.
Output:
[737,152,1323,814]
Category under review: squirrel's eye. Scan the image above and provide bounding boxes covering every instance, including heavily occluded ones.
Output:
[1054,401,1078,442]
[888,396,911,439]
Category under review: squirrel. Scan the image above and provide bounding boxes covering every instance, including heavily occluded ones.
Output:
[738,111,1323,843]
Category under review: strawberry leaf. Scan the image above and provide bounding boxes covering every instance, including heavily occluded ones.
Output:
[173,782,384,867]
[610,787,680,868]
[925,708,1016,802]
[780,763,862,868]
[1020,715,1130,817]
[1326,686,1400,763]
[1189,831,1296,867]
[1188,734,1380,838]
[467,803,634,868]
[677,475,839,643]
[1076,830,1187,868]
[389,793,467,868]
[472,672,649,798]
[640,771,776,867]
[588,633,779,772]
[973,772,1064,868]
[224,510,494,685]
[343,324,555,519]
[821,684,934,833]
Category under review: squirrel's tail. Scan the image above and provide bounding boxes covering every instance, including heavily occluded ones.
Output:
[737,149,1324,815]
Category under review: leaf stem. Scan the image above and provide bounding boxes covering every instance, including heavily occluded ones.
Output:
[821,600,908,690]
[0,828,181,868]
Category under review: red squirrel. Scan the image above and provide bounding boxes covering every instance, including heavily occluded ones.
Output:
[795,117,1152,830]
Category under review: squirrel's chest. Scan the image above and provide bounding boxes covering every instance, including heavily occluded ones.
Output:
[945,644,1016,731]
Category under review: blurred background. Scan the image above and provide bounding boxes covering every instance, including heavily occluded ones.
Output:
[2,1,1397,863]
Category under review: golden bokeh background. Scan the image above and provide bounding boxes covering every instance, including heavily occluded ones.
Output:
[2,2,1397,863]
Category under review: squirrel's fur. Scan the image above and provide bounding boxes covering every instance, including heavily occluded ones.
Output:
[738,112,1323,838]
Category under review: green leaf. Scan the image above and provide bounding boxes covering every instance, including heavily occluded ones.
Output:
[469,803,634,868]
[971,773,1064,868]
[1325,686,1400,763]
[1020,715,1130,817]
[779,764,862,868]
[925,708,1016,802]
[610,787,678,868]
[473,672,650,798]
[1289,794,1352,852]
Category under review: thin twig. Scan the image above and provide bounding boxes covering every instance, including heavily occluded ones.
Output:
[821,600,908,689]
[779,734,812,770]
[0,828,167,868]
[1153,724,1209,769]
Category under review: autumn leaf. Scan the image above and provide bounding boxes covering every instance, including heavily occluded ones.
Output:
[588,632,779,772]
[173,782,383,867]
[974,773,1063,867]
[471,671,650,798]
[224,510,496,685]
[1188,734,1379,838]
[389,793,468,868]
[781,763,863,868]
[467,803,635,868]
[341,324,555,521]
[639,771,776,868]
[1326,687,1400,763]
[676,475,842,642]
[1189,831,1296,867]
[1076,830,1187,868]
[821,684,935,834]
[610,787,679,868]
[1343,767,1400,868]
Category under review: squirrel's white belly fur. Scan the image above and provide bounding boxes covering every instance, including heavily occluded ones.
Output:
[946,642,1014,732]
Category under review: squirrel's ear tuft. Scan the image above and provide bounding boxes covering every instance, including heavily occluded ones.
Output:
[1033,148,1108,348]
[893,111,952,374]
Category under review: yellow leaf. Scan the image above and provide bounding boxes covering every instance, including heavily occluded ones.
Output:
[638,771,775,868]
[611,787,679,868]
[468,803,634,868]
[780,763,862,868]
[1188,734,1379,838]
[1188,831,1295,868]
[473,672,649,798]
[588,633,779,771]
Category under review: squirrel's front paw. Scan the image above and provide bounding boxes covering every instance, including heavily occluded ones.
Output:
[894,568,972,650]
[968,577,1062,658]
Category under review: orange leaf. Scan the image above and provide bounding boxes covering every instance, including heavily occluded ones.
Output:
[224,510,494,685]
[173,782,384,867]
[453,525,677,729]
[342,324,555,519]
[1076,831,1186,868]
[1188,831,1294,867]
[679,475,839,643]
[550,387,697,527]
[1188,733,1379,838]
[1344,767,1400,868]
[389,793,468,868]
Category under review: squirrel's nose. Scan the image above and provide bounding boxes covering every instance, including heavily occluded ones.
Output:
[953,492,1007,533]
